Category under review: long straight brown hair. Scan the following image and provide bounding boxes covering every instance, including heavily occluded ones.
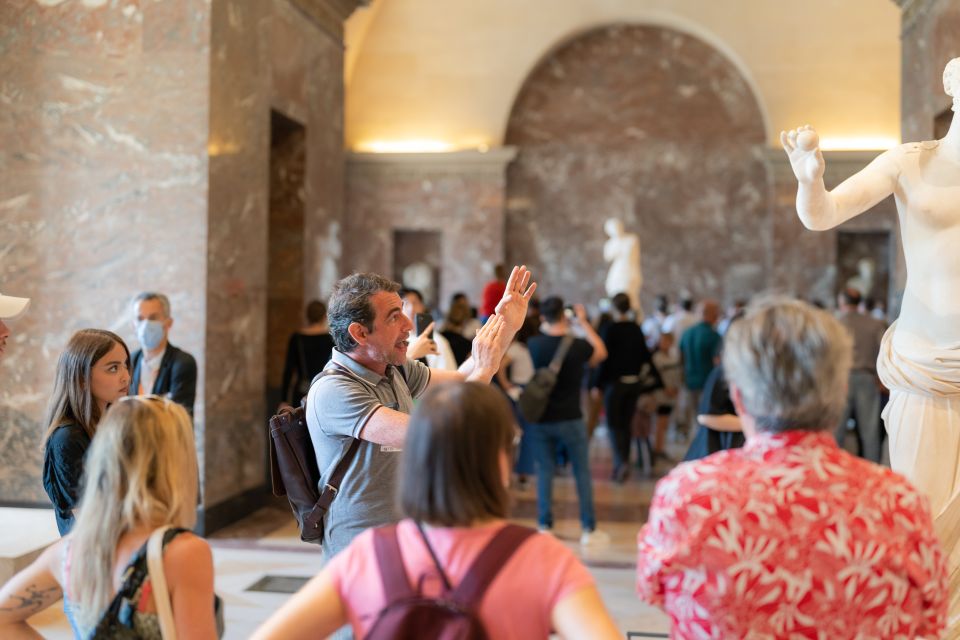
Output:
[42,329,129,444]
[399,382,517,526]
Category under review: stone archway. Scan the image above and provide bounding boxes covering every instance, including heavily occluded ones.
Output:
[504,24,770,309]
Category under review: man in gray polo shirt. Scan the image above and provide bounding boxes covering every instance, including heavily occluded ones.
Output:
[308,268,536,557]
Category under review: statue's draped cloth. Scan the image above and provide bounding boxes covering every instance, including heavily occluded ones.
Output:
[879,321,960,636]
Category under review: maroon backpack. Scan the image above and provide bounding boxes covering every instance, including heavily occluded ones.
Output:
[366,522,536,640]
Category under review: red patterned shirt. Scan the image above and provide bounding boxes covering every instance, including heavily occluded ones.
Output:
[637,430,946,639]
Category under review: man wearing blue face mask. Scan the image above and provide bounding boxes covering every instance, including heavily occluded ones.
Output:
[129,292,197,416]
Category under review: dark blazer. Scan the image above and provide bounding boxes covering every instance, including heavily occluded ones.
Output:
[129,343,197,416]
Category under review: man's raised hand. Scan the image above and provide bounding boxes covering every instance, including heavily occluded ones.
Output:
[494,265,537,333]
[471,314,506,376]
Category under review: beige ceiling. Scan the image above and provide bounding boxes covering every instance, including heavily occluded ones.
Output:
[344,0,901,151]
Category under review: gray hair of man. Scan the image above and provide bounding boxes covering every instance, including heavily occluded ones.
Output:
[131,292,171,319]
[722,296,852,434]
[328,273,401,352]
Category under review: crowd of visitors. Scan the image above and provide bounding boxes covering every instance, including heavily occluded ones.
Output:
[0,267,946,638]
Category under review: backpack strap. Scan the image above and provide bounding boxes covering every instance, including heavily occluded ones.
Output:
[548,336,575,375]
[449,524,536,605]
[315,437,361,511]
[372,525,416,602]
[147,526,178,639]
[308,362,360,504]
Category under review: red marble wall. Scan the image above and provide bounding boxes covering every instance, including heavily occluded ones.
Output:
[0,0,211,504]
[343,151,514,311]
[902,1,960,143]
[768,152,900,309]
[504,24,770,310]
[203,0,347,515]
[0,0,350,527]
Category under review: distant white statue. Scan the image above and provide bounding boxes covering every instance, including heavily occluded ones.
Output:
[402,261,435,307]
[603,218,642,312]
[845,257,875,298]
[782,57,960,630]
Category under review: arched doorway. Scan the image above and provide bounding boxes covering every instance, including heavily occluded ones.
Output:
[505,24,770,310]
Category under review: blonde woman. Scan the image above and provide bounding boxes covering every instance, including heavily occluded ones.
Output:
[0,396,217,639]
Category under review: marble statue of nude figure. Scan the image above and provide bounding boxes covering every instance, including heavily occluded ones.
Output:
[782,57,960,629]
[603,218,643,313]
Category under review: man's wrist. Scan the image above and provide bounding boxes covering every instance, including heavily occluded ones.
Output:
[467,366,497,383]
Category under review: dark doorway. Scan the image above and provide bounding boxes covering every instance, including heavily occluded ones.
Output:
[935,107,952,140]
[266,110,306,413]
[393,230,442,310]
[836,231,892,311]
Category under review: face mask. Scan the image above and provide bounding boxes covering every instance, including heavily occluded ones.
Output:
[137,320,166,351]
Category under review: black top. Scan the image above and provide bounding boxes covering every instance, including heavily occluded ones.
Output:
[440,330,472,367]
[42,423,90,536]
[281,332,335,404]
[683,365,745,462]
[129,344,198,416]
[527,335,594,422]
[595,321,654,388]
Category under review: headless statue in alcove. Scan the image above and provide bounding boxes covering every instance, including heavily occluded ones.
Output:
[782,57,960,629]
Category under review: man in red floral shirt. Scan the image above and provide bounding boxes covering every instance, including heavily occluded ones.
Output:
[637,297,947,639]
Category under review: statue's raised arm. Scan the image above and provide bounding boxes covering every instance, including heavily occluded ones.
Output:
[779,124,900,232]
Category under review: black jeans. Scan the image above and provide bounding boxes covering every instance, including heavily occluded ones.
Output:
[604,380,642,470]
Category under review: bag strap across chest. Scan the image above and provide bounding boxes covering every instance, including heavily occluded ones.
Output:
[372,523,536,607]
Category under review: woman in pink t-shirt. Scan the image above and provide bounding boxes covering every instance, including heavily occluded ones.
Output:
[253,382,621,640]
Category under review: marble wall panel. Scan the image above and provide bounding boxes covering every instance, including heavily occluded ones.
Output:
[204,0,271,509]
[201,0,348,517]
[270,0,345,303]
[1,0,350,523]
[902,0,960,142]
[0,2,210,504]
[768,151,901,310]
[504,25,770,311]
[343,152,513,310]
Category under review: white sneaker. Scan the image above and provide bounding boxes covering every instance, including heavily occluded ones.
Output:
[580,529,610,547]
[537,525,554,536]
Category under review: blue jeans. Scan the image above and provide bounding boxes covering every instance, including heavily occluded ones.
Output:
[511,404,537,476]
[528,418,596,530]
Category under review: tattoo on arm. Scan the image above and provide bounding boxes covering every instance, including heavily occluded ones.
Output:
[0,584,60,614]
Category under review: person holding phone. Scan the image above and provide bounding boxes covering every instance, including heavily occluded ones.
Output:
[399,287,458,370]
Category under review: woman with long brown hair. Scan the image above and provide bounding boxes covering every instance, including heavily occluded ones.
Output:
[42,328,130,536]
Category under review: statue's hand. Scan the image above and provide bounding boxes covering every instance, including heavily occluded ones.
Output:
[780,125,825,185]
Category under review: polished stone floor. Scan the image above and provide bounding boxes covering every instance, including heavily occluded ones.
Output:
[25,426,676,638]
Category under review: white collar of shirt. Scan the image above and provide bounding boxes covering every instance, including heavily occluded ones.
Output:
[143,346,166,372]
[139,346,167,395]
